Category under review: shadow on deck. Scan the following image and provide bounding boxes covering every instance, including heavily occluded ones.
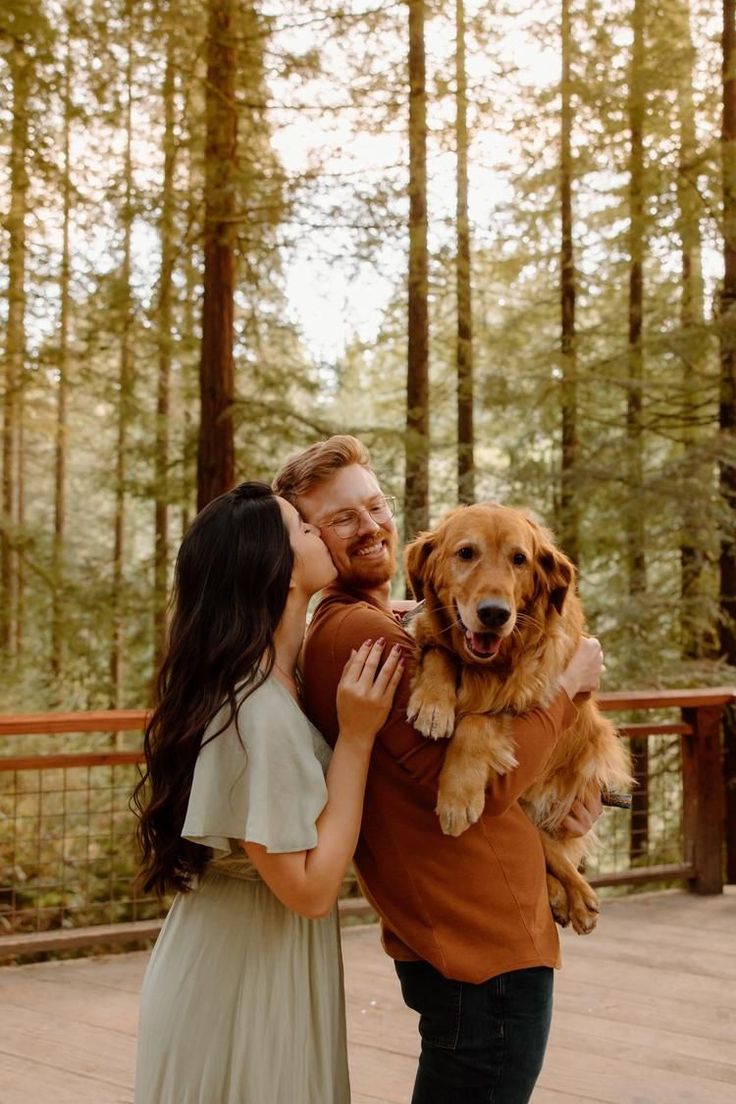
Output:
[0,888,734,1103]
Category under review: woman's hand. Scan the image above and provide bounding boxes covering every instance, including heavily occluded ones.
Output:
[558,636,604,699]
[336,638,404,745]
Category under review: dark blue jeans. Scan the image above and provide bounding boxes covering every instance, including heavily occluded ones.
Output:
[395,959,554,1104]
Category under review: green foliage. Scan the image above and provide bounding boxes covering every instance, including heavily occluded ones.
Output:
[0,0,732,710]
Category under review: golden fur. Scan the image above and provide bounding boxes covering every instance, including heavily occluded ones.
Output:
[404,502,632,935]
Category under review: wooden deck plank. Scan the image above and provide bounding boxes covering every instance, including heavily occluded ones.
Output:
[0,888,733,1103]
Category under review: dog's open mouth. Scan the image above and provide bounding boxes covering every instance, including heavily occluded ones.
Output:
[455,606,503,660]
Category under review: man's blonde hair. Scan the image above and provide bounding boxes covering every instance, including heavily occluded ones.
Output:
[273,434,373,504]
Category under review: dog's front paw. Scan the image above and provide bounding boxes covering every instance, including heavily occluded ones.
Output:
[407,687,456,740]
[568,886,600,935]
[436,782,485,837]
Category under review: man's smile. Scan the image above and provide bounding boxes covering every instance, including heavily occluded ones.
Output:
[353,540,387,559]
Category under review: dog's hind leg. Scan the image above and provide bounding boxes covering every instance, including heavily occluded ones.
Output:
[540,833,600,935]
[546,873,571,927]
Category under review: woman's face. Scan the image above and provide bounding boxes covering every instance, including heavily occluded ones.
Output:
[277,497,337,597]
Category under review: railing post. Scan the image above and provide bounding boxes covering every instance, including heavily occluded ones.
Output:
[725,705,736,884]
[681,705,725,894]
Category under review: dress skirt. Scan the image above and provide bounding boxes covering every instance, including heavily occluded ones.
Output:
[135,868,350,1104]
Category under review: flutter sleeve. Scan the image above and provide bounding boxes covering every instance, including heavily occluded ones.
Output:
[181,681,329,856]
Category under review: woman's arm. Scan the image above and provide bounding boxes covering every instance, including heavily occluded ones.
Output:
[241,640,403,919]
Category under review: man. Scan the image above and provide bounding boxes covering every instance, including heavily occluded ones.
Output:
[273,435,603,1104]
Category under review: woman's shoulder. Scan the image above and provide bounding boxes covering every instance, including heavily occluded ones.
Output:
[241,678,331,768]
[197,676,319,769]
[237,675,315,742]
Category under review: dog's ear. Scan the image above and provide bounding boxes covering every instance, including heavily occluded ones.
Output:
[534,531,575,614]
[404,531,436,601]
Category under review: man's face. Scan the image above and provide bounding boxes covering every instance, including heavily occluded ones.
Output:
[297,464,398,590]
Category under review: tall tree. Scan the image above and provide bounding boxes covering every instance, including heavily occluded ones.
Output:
[721,0,736,883]
[559,0,579,563]
[110,0,135,707]
[197,0,237,509]
[153,5,177,671]
[674,0,710,661]
[627,0,649,861]
[721,0,736,664]
[1,27,31,660]
[405,0,430,540]
[626,0,647,607]
[51,13,74,688]
[455,0,474,505]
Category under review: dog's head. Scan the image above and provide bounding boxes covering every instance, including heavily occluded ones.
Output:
[404,503,576,665]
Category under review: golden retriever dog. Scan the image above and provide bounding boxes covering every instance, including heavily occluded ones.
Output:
[404,502,632,935]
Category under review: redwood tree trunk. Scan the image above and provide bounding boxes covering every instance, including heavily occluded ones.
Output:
[110,12,135,708]
[405,0,430,541]
[720,0,736,883]
[676,2,709,662]
[559,0,579,564]
[1,39,30,660]
[627,0,649,862]
[455,0,474,505]
[627,0,647,608]
[154,16,176,672]
[197,0,237,510]
[52,37,72,689]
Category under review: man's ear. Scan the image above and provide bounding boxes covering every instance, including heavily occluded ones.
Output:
[538,542,575,614]
[404,531,436,601]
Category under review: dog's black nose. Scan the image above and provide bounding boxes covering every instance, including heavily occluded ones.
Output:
[477,600,511,629]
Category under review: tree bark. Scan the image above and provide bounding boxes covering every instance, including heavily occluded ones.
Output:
[559,0,579,564]
[153,15,176,673]
[455,0,474,505]
[675,1,709,661]
[197,0,237,510]
[721,0,736,884]
[721,0,736,664]
[627,0,648,861]
[52,35,73,689]
[1,39,30,660]
[110,10,135,708]
[627,0,647,605]
[405,0,430,540]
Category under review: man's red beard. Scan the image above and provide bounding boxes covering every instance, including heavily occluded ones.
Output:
[340,526,398,588]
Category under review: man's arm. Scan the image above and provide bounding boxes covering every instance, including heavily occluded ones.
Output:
[304,601,577,815]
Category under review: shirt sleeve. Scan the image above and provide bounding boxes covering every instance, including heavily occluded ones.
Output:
[303,600,577,815]
[181,686,329,855]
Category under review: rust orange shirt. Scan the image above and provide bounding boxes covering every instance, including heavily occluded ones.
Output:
[303,584,578,984]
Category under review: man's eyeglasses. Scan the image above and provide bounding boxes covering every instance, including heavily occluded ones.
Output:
[319,496,397,540]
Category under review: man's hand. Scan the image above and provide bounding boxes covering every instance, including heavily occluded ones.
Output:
[560,785,603,838]
[390,599,418,615]
[558,637,604,699]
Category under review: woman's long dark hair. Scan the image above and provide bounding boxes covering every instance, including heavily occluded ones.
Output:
[132,482,294,897]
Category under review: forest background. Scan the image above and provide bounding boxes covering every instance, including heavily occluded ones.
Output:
[1,0,736,717]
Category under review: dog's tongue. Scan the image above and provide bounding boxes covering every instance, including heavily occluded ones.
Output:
[467,630,501,656]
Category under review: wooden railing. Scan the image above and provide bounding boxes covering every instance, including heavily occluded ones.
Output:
[0,687,733,959]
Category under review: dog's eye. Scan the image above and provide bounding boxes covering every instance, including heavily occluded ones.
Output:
[512,551,527,566]
[456,546,475,561]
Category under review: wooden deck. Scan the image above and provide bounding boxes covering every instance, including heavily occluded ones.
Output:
[0,888,734,1103]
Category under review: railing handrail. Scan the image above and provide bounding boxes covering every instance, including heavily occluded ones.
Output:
[1,687,735,738]
[597,687,736,710]
[0,709,149,736]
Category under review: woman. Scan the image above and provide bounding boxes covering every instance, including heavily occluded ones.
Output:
[133,481,403,1104]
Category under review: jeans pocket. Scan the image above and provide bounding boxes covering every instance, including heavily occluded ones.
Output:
[395,960,463,1051]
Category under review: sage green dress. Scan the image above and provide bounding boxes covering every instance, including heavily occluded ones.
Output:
[134,677,350,1104]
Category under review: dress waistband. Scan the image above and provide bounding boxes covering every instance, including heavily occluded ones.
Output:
[207,858,263,884]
